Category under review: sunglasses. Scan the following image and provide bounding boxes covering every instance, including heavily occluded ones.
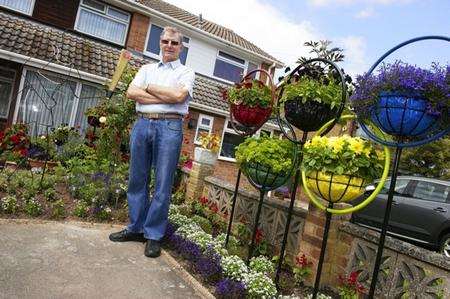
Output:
[160,39,180,46]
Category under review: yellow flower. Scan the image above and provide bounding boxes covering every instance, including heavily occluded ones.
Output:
[348,138,364,154]
[310,136,327,148]
[329,137,345,153]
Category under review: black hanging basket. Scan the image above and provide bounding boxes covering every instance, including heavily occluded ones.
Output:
[284,98,338,132]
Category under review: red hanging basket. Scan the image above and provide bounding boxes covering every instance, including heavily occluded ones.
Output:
[231,103,272,127]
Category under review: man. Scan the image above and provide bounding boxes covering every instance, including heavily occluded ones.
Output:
[109,27,195,258]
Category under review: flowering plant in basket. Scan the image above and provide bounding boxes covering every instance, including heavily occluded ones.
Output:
[302,135,383,202]
[223,79,272,127]
[351,61,449,137]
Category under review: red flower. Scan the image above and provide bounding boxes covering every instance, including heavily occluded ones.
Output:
[255,228,263,245]
[296,254,311,268]
[184,160,193,170]
[0,131,4,141]
[19,148,28,157]
[199,196,209,205]
[209,202,218,213]
[243,82,253,89]
[10,134,21,144]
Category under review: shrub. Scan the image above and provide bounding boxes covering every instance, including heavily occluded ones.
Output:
[249,256,275,276]
[74,201,89,218]
[51,199,65,219]
[192,215,213,234]
[221,255,248,281]
[242,271,277,299]
[24,199,42,216]
[0,195,18,214]
[215,278,247,299]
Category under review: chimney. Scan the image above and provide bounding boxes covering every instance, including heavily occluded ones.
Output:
[197,13,203,28]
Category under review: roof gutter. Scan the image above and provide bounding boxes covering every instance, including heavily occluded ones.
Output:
[108,0,284,68]
[0,49,108,84]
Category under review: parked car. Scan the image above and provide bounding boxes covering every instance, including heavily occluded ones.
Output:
[351,176,450,258]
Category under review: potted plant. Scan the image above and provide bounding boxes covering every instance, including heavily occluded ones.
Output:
[223,79,273,127]
[235,136,295,189]
[194,132,221,165]
[50,124,75,146]
[27,135,58,169]
[279,76,343,132]
[351,61,449,137]
[302,135,383,202]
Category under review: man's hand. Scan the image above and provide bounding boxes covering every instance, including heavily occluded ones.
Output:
[126,85,165,104]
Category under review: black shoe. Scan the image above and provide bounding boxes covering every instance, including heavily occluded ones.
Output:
[144,239,161,258]
[109,229,146,242]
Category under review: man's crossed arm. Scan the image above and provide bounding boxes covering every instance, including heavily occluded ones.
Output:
[126,84,189,105]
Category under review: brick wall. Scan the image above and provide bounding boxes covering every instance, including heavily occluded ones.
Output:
[126,13,150,53]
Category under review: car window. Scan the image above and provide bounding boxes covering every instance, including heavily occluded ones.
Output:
[380,179,411,195]
[412,181,450,203]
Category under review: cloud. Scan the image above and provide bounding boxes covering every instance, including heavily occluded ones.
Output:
[337,36,369,76]
[355,7,375,18]
[163,0,319,68]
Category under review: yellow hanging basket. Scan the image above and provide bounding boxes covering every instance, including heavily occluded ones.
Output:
[305,171,366,203]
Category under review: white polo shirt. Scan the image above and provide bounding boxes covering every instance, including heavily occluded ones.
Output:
[130,59,195,115]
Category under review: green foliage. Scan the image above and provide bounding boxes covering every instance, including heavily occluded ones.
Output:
[171,188,186,205]
[24,199,42,216]
[226,80,272,108]
[51,199,65,219]
[235,222,251,245]
[44,189,56,202]
[249,256,275,275]
[401,137,450,179]
[280,77,342,109]
[0,195,18,214]
[297,40,345,64]
[192,215,213,234]
[302,135,384,182]
[94,206,111,221]
[74,201,89,218]
[235,136,295,174]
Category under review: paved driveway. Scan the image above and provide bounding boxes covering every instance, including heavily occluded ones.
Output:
[0,219,209,299]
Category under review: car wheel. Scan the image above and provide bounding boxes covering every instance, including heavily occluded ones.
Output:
[440,233,450,258]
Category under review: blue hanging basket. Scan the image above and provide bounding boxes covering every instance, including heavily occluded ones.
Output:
[370,92,439,137]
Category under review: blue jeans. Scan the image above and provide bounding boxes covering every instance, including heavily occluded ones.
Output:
[126,117,183,240]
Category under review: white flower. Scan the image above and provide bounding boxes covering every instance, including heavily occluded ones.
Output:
[99,116,107,123]
[221,255,249,281]
[40,135,46,139]
[105,207,112,213]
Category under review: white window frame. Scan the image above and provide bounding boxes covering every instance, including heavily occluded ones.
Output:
[0,67,16,119]
[212,50,260,83]
[13,67,103,129]
[194,114,214,145]
[144,23,190,62]
[0,0,35,15]
[74,0,130,46]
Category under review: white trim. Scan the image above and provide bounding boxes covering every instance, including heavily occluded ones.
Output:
[69,82,83,126]
[0,0,35,15]
[194,113,214,145]
[74,0,130,46]
[0,49,108,85]
[0,67,16,119]
[105,0,283,68]
[13,68,27,123]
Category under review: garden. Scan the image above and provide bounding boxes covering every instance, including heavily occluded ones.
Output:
[1,37,450,299]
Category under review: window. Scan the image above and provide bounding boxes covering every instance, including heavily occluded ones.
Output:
[75,0,130,45]
[213,51,259,83]
[145,24,190,65]
[219,119,246,161]
[380,179,411,195]
[16,69,104,136]
[0,68,15,119]
[0,0,35,15]
[194,114,214,144]
[412,181,450,203]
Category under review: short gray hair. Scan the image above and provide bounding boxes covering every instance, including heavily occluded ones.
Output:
[160,26,183,44]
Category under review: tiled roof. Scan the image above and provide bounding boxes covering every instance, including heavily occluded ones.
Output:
[0,11,231,113]
[135,0,282,64]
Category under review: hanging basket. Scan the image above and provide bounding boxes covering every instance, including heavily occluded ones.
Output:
[87,116,100,127]
[284,97,338,132]
[244,162,290,190]
[371,92,440,137]
[304,171,367,203]
[231,103,272,127]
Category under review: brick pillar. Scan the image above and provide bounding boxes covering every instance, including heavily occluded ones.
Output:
[297,202,352,286]
[185,161,214,203]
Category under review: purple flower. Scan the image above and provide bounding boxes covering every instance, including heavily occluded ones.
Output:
[177,238,202,261]
[350,61,449,115]
[215,278,247,299]
[163,223,176,240]
[195,246,222,282]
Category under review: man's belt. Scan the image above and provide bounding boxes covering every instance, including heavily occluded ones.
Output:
[137,112,183,119]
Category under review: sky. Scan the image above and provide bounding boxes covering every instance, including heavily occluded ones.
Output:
[164,0,449,81]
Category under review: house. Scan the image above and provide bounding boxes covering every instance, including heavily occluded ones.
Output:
[0,0,284,188]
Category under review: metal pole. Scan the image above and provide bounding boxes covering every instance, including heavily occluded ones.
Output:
[274,132,308,288]
[312,202,333,299]
[368,146,403,298]
[225,168,242,247]
[247,189,266,264]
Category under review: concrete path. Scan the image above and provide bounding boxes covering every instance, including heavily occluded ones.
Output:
[0,219,211,299]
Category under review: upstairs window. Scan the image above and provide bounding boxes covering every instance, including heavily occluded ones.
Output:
[0,0,35,15]
[213,51,259,83]
[75,0,130,45]
[145,24,190,65]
